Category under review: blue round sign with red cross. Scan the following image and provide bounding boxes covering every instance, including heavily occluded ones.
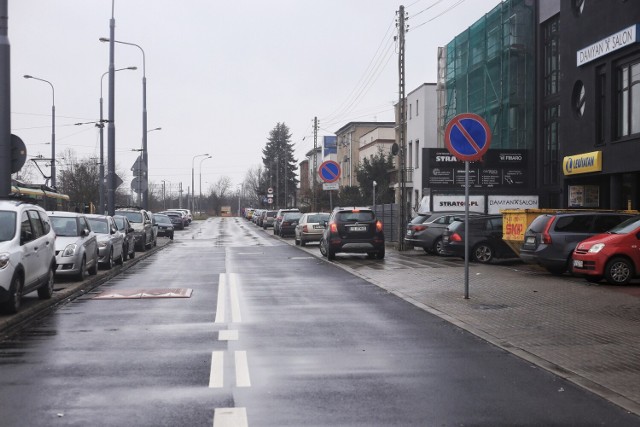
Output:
[444,113,492,162]
[318,160,341,183]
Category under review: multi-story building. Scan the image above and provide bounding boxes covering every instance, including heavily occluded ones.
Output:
[335,122,395,188]
[544,0,640,210]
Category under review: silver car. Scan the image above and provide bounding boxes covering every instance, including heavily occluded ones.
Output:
[49,211,99,281]
[294,212,330,246]
[85,214,125,269]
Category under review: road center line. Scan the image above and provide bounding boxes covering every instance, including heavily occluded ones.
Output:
[213,407,248,427]
[209,351,224,388]
[214,274,226,324]
[229,273,242,323]
[219,330,238,341]
[235,351,251,387]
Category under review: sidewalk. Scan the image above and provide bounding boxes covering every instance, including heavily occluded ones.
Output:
[343,247,640,416]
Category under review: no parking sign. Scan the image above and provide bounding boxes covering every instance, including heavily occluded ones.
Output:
[444,113,491,162]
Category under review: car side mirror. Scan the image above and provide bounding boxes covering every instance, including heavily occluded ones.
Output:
[81,228,89,237]
[129,227,135,233]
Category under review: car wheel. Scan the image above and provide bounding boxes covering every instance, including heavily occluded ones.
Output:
[3,274,23,314]
[327,246,336,261]
[263,225,267,230]
[170,233,174,240]
[38,265,55,300]
[105,249,114,270]
[116,248,124,265]
[604,256,634,285]
[76,257,87,281]
[129,249,135,259]
[376,248,385,260]
[367,252,375,259]
[140,236,147,252]
[319,239,327,257]
[300,239,306,247]
[294,236,300,245]
[88,250,99,275]
[472,243,493,263]
[433,238,446,256]
[122,243,129,261]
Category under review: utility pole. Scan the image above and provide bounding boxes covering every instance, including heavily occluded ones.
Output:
[313,116,318,211]
[0,0,11,196]
[397,5,407,250]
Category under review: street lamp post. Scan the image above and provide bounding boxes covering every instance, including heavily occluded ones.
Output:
[99,66,136,214]
[23,75,55,187]
[199,155,212,214]
[191,153,209,214]
[100,37,149,209]
[373,180,377,207]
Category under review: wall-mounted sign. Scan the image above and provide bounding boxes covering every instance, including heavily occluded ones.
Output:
[487,195,539,214]
[577,24,638,66]
[426,149,528,190]
[563,151,602,175]
[432,195,485,213]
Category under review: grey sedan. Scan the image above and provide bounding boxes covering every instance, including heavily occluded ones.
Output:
[86,214,125,269]
[49,211,99,280]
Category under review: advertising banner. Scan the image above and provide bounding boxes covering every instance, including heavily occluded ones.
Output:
[487,195,539,214]
[433,194,485,213]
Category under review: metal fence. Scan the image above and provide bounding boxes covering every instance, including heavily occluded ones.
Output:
[373,203,399,242]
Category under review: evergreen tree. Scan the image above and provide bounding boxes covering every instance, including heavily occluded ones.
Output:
[356,147,395,205]
[262,123,298,209]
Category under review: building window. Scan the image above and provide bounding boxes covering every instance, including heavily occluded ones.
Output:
[573,0,585,15]
[409,103,412,120]
[616,59,640,138]
[415,140,420,169]
[416,100,419,117]
[408,141,413,170]
[542,15,560,96]
[543,104,560,185]
[572,81,586,117]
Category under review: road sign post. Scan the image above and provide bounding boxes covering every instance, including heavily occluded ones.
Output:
[445,113,492,300]
[319,161,341,210]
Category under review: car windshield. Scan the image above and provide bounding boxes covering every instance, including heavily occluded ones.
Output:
[87,218,109,234]
[308,214,329,223]
[116,211,142,223]
[410,215,428,225]
[0,211,17,242]
[51,216,79,237]
[154,215,172,225]
[607,216,640,234]
[284,213,302,220]
[336,211,375,222]
[113,216,126,230]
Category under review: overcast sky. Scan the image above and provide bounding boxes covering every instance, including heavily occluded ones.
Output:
[9,0,501,196]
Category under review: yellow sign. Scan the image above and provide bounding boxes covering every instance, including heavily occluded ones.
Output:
[563,151,602,175]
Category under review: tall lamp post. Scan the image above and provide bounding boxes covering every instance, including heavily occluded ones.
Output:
[23,75,55,187]
[100,37,149,209]
[373,180,377,207]
[192,153,209,214]
[199,155,212,214]
[99,66,136,214]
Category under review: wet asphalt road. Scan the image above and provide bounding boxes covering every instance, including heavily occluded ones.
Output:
[0,217,638,426]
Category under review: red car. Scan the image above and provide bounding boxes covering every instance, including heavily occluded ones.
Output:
[572,215,640,285]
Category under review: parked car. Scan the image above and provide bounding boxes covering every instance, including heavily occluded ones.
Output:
[153,213,175,240]
[274,208,300,235]
[319,207,385,260]
[85,214,125,269]
[294,212,330,246]
[405,211,481,255]
[441,215,517,263]
[165,209,189,228]
[0,200,57,313]
[115,208,156,251]
[519,211,635,275]
[261,210,278,229]
[167,208,192,224]
[161,211,185,230]
[572,215,640,285]
[49,211,99,280]
[113,215,136,261]
[276,211,302,237]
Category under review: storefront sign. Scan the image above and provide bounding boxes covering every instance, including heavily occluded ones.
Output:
[563,151,602,175]
[433,195,485,213]
[577,24,638,66]
[487,195,539,214]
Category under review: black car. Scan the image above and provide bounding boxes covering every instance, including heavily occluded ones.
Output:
[319,207,385,260]
[277,212,302,237]
[441,215,517,263]
[113,215,136,261]
[153,213,175,240]
[161,211,185,230]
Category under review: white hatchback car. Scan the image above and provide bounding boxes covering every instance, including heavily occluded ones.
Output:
[0,200,57,313]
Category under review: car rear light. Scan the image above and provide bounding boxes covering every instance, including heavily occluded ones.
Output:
[303,225,308,232]
[330,222,338,233]
[376,220,383,232]
[283,222,290,226]
[412,225,427,231]
[542,216,555,244]
[450,233,462,242]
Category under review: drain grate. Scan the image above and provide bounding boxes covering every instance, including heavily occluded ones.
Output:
[93,288,193,300]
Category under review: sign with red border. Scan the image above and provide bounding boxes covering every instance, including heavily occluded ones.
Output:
[444,113,492,162]
[318,160,340,183]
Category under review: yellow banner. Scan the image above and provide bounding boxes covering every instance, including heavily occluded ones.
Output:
[563,151,602,175]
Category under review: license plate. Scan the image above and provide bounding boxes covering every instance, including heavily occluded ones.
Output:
[406,231,413,236]
[313,225,324,229]
[525,236,535,244]
[573,259,583,268]
[350,226,367,232]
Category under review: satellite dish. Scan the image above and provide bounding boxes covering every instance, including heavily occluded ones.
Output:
[391,143,399,156]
